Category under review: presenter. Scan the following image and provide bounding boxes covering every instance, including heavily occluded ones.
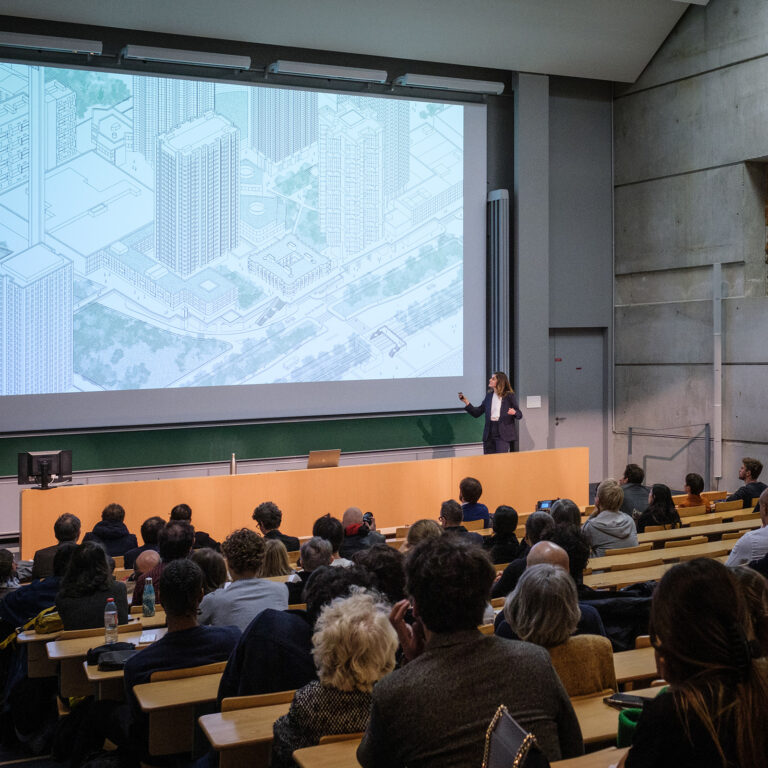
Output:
[459,372,523,454]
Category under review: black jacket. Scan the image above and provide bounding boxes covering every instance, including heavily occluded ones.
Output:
[83,520,138,557]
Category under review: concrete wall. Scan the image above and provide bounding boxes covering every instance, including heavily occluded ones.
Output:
[613,0,768,490]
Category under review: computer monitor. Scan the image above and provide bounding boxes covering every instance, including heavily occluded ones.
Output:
[18,450,73,490]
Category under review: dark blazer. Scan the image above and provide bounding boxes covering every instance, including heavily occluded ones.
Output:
[265,529,301,553]
[465,391,523,443]
[31,544,61,580]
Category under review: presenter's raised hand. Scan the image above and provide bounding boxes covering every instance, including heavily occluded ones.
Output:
[458,392,469,405]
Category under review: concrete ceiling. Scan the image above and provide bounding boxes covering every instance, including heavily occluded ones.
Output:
[0,0,696,83]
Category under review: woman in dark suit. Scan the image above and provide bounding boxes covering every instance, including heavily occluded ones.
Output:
[459,371,523,454]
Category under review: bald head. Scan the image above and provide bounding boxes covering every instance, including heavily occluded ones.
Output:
[526,541,569,572]
[342,507,363,527]
[135,549,161,575]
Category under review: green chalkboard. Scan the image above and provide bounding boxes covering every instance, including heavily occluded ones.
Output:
[1,412,482,476]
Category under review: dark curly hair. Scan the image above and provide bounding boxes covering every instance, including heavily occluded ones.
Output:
[304,565,374,626]
[406,536,495,632]
[190,548,228,594]
[158,521,195,562]
[158,559,203,618]
[252,501,282,531]
[58,542,113,598]
[312,514,344,553]
[352,544,406,603]
[222,528,265,574]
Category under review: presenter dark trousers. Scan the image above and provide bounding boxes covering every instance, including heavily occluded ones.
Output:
[484,421,510,454]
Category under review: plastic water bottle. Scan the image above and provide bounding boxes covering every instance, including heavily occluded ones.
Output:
[143,577,156,618]
[104,598,119,644]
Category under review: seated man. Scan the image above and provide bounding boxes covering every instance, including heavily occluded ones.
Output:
[123,516,164,570]
[458,476,490,528]
[170,503,220,551]
[438,500,484,546]
[199,528,288,630]
[357,536,583,767]
[217,564,374,701]
[123,559,240,757]
[131,520,194,607]
[312,514,353,566]
[726,457,767,509]
[31,513,80,580]
[339,507,385,559]
[0,550,20,600]
[726,488,768,566]
[82,503,138,557]
[252,501,300,552]
[677,472,705,508]
[287,536,333,603]
[619,463,650,517]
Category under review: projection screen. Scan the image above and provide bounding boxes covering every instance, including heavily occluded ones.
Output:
[0,62,487,431]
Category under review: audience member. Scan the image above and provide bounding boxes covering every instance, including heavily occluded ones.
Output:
[583,479,638,556]
[551,498,582,527]
[31,513,80,580]
[495,541,605,638]
[438,500,483,546]
[199,528,287,630]
[634,483,681,533]
[339,507,385,559]
[190,548,228,594]
[619,463,650,517]
[0,544,75,633]
[123,559,239,759]
[352,544,406,604]
[726,487,768,566]
[131,520,195,607]
[288,537,334,603]
[134,549,161,578]
[491,510,555,597]
[56,542,129,629]
[503,563,616,697]
[403,518,442,551]
[253,501,300,552]
[217,565,374,701]
[458,476,490,528]
[123,516,164,570]
[677,472,705,508]
[271,591,397,767]
[547,523,592,587]
[82,503,138,557]
[730,565,768,656]
[620,559,768,768]
[0,550,19,600]
[170,503,220,551]
[312,514,353,566]
[358,536,582,766]
[258,538,295,578]
[482,504,522,563]
[725,457,767,509]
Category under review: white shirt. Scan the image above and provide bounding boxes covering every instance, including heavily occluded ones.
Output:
[490,393,502,421]
[725,524,768,566]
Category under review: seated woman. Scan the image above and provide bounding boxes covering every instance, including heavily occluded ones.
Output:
[258,538,295,578]
[271,590,397,767]
[483,505,522,564]
[402,519,442,552]
[504,563,616,697]
[634,484,681,533]
[56,541,130,629]
[190,547,228,594]
[582,479,638,556]
[620,558,768,767]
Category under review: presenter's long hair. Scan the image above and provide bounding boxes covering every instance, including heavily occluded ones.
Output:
[493,371,514,397]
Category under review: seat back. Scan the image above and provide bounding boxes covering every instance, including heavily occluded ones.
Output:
[478,623,494,635]
[644,525,665,532]
[609,559,663,572]
[464,519,484,531]
[635,635,651,649]
[713,500,743,514]
[722,530,749,540]
[604,543,653,556]
[701,491,728,504]
[221,689,296,712]
[395,526,410,539]
[664,536,707,549]
[149,660,227,682]
[676,505,707,518]
[319,732,365,745]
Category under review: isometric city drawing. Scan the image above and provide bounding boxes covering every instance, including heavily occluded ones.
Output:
[0,64,464,396]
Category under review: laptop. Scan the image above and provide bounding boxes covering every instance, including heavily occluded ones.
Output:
[307,448,341,469]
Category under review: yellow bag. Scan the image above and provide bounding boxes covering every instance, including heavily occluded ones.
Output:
[34,606,63,634]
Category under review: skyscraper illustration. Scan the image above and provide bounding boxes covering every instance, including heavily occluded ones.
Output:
[155,113,239,277]
[44,79,76,169]
[133,76,214,165]
[319,108,384,263]
[248,87,318,164]
[0,244,73,395]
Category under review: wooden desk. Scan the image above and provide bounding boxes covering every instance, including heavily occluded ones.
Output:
[585,555,728,589]
[84,661,125,700]
[17,628,62,678]
[589,538,735,572]
[294,738,360,768]
[613,647,657,687]
[553,748,630,768]
[199,701,291,768]
[47,628,167,698]
[573,687,660,744]
[134,671,222,756]
[637,518,760,547]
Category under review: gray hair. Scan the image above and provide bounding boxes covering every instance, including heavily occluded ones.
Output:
[504,563,580,647]
[301,536,333,572]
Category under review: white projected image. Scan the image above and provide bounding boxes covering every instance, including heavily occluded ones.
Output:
[0,64,464,396]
